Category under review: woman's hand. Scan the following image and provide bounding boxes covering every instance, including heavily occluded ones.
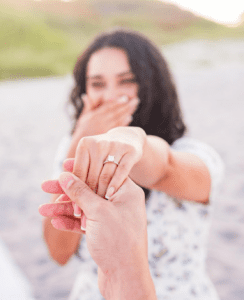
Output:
[73,126,146,199]
[40,127,146,232]
[73,94,139,138]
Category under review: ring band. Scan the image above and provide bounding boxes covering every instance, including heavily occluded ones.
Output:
[103,155,119,166]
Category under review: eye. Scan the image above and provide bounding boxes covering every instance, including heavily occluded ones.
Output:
[120,78,137,84]
[91,82,105,88]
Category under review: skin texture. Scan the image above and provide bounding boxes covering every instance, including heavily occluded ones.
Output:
[42,47,211,269]
[40,175,157,300]
[86,47,139,107]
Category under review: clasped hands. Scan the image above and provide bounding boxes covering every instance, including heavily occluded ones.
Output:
[39,127,156,299]
[40,126,145,231]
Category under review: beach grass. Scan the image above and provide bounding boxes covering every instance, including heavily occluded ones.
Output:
[1,2,244,81]
[0,6,82,80]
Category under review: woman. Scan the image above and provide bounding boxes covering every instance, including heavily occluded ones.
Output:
[41,28,224,299]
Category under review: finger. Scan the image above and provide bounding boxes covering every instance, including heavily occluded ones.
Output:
[80,213,86,231]
[38,202,74,217]
[81,94,92,114]
[41,180,64,194]
[97,162,118,198]
[96,96,130,114]
[73,202,82,218]
[86,150,106,194]
[112,97,139,119]
[73,142,90,182]
[51,216,82,233]
[105,153,135,200]
[116,114,133,127]
[63,158,74,172]
[55,194,71,203]
[73,144,90,218]
[58,172,107,218]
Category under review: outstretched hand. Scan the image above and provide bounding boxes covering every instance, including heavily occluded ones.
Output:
[40,127,146,232]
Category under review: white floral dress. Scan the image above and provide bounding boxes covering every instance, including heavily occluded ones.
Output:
[52,135,224,300]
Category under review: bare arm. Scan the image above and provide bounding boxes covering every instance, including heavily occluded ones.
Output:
[106,127,211,203]
[130,134,211,203]
[43,133,83,265]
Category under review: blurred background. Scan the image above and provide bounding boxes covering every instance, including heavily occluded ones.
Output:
[0,0,244,299]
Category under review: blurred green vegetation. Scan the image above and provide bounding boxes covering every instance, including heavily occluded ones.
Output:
[0,6,82,80]
[0,0,244,81]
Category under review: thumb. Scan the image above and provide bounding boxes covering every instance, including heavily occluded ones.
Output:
[58,172,105,217]
[81,94,92,114]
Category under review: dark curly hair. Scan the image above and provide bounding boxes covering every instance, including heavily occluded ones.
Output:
[67,27,187,199]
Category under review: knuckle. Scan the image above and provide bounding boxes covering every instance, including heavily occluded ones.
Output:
[77,137,87,150]
[86,179,97,192]
[99,172,112,185]
[99,140,111,151]
[73,168,83,180]
[109,140,117,149]
[72,182,87,199]
[93,201,106,215]
[119,162,130,173]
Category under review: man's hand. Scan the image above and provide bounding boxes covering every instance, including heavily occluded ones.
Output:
[40,174,147,274]
[39,174,156,299]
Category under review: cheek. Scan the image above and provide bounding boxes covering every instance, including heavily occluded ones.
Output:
[119,83,139,98]
[86,87,101,107]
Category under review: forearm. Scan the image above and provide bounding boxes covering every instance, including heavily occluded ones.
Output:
[43,213,81,265]
[130,135,170,189]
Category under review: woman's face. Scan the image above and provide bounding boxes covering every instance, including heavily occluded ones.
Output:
[86,47,139,108]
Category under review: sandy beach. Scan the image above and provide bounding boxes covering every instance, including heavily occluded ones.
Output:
[0,38,244,300]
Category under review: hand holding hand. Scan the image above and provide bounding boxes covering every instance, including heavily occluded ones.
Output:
[40,173,151,299]
[40,126,146,227]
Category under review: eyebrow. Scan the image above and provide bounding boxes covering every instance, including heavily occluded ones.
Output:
[86,70,134,80]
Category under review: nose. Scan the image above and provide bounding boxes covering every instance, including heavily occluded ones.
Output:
[103,85,119,102]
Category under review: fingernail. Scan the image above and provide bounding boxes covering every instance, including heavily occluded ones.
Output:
[59,173,74,190]
[74,203,81,217]
[55,194,71,203]
[118,95,128,103]
[105,187,115,200]
[131,97,139,105]
[126,115,133,124]
[81,215,86,231]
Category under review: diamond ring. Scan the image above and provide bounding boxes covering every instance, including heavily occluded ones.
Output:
[103,155,119,166]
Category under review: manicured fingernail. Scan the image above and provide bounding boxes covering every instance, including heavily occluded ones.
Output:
[55,194,71,203]
[105,187,115,200]
[81,215,86,231]
[118,95,128,103]
[73,203,81,217]
[59,173,74,189]
[126,115,133,124]
[131,97,139,105]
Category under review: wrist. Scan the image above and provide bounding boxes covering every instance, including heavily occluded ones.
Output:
[107,126,146,148]
[105,257,156,300]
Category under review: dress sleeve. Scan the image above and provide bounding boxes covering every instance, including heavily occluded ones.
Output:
[170,137,225,203]
[51,135,72,179]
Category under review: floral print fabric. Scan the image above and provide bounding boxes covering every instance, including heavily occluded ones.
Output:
[52,136,224,300]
